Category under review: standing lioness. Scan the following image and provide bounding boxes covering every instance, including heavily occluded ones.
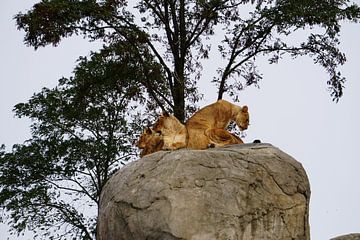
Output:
[185,99,249,149]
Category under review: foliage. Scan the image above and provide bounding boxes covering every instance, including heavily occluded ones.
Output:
[15,0,360,119]
[0,41,164,239]
[3,0,360,239]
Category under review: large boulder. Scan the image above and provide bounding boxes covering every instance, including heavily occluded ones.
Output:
[331,234,360,240]
[97,143,310,240]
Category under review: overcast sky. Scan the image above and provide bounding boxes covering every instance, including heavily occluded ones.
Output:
[1,1,359,239]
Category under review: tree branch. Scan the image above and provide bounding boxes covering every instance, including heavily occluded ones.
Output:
[217,18,273,99]
[44,202,93,240]
[49,176,97,204]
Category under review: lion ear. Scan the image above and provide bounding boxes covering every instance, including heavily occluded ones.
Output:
[145,127,153,134]
[163,111,170,117]
[242,105,248,113]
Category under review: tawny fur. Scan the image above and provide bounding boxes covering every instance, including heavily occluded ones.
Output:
[186,99,248,149]
[204,128,243,148]
[138,100,249,156]
[137,127,164,157]
[152,113,188,150]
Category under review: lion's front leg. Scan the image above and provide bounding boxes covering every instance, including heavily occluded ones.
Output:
[205,128,244,147]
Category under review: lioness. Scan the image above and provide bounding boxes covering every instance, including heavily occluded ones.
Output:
[152,112,188,150]
[138,100,249,156]
[137,127,164,157]
[185,99,248,149]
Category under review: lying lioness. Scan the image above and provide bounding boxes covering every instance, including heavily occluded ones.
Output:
[152,113,188,150]
[137,100,249,156]
[137,127,164,157]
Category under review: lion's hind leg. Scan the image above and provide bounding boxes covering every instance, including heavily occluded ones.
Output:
[205,128,243,147]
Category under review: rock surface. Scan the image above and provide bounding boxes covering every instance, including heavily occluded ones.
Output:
[97,143,310,240]
[331,234,360,240]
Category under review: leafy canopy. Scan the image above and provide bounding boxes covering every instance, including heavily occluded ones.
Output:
[0,40,163,239]
[16,0,360,116]
[2,0,360,239]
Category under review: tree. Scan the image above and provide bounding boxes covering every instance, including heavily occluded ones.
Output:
[3,0,360,239]
[0,41,164,239]
[15,0,360,121]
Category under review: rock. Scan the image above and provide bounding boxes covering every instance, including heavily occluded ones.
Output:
[331,234,360,240]
[97,143,310,240]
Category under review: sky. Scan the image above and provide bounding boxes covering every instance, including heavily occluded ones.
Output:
[1,1,359,239]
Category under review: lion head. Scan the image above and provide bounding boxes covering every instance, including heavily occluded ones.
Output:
[137,127,164,157]
[234,105,249,131]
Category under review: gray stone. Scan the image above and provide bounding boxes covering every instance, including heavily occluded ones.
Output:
[331,234,360,240]
[97,143,310,240]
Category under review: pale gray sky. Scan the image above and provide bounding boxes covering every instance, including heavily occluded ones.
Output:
[1,1,360,239]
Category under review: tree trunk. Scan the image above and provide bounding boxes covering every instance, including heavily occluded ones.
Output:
[172,70,185,123]
[171,0,186,123]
